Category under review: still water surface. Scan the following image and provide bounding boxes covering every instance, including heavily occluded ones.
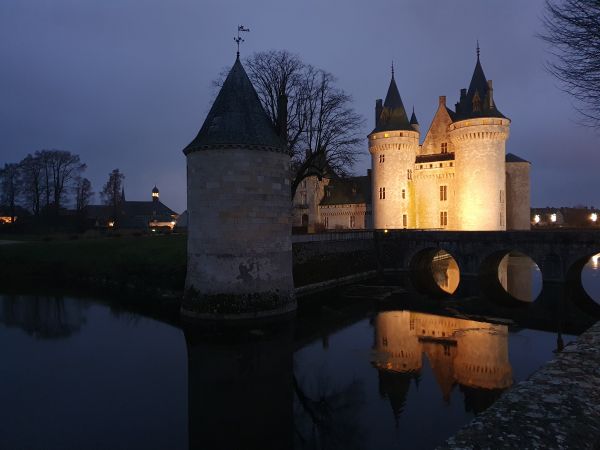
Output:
[1,255,599,450]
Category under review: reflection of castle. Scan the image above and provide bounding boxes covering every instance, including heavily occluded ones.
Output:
[372,311,512,412]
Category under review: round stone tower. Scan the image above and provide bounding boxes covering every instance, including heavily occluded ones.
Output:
[369,70,419,229]
[449,52,510,231]
[182,55,295,319]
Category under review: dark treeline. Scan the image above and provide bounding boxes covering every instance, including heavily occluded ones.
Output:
[0,149,91,230]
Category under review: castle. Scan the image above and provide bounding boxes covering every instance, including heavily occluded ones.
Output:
[293,50,531,231]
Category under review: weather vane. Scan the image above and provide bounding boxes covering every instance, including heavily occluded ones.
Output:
[234,25,250,58]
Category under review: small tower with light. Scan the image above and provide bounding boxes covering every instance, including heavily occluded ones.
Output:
[152,186,159,203]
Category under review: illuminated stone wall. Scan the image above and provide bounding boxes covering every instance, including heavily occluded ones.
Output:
[185,147,295,317]
[320,203,370,230]
[420,97,455,156]
[449,119,510,231]
[369,130,419,229]
[292,175,328,230]
[414,163,456,229]
[506,161,531,230]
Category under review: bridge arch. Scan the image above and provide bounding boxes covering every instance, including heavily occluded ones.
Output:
[565,252,600,316]
[478,248,542,305]
[408,247,461,297]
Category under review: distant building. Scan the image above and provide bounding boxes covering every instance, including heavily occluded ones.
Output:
[531,206,600,228]
[85,186,178,231]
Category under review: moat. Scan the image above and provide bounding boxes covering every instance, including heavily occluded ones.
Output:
[1,254,599,450]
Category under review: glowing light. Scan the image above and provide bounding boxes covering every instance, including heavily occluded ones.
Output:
[384,229,389,234]
[170,221,176,226]
[384,133,389,138]
[550,213,557,223]
[108,221,115,227]
[591,213,598,222]
[533,214,540,224]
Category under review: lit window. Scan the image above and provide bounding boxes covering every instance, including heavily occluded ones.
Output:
[534,214,540,224]
[324,216,329,228]
[591,213,598,222]
[440,185,447,201]
[350,215,356,228]
[402,214,407,227]
[550,213,557,223]
[384,133,389,138]
[379,154,385,163]
[441,142,448,154]
[440,211,448,227]
[402,189,406,199]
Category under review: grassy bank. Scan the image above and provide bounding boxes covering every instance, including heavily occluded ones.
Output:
[0,235,187,311]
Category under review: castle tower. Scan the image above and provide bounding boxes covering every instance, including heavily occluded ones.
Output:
[151,185,159,203]
[182,55,295,319]
[369,69,419,229]
[449,49,510,230]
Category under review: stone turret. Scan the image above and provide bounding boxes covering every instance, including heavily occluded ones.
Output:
[369,69,419,229]
[182,55,296,319]
[449,51,510,230]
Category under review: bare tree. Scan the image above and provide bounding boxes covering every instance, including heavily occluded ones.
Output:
[34,150,86,213]
[0,163,21,223]
[74,177,93,212]
[217,50,364,196]
[101,169,125,218]
[19,153,44,216]
[541,0,600,126]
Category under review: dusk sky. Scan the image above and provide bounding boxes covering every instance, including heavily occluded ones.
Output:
[1,0,598,214]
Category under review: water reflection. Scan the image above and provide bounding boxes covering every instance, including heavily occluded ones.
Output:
[185,323,294,450]
[582,253,600,303]
[431,250,460,294]
[498,252,541,302]
[372,312,512,410]
[0,294,87,338]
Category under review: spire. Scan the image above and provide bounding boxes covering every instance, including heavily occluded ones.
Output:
[371,68,413,133]
[391,61,395,80]
[410,106,419,125]
[454,48,506,121]
[183,57,285,154]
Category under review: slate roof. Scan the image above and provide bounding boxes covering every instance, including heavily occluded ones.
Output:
[372,74,414,133]
[320,175,372,206]
[85,200,178,227]
[454,55,506,121]
[183,57,285,154]
[505,153,530,163]
[410,108,419,125]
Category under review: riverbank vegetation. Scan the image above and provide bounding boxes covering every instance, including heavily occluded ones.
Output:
[0,234,187,300]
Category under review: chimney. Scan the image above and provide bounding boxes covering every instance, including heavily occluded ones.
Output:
[439,95,446,107]
[460,88,467,100]
[277,94,288,140]
[375,99,383,127]
[487,80,494,109]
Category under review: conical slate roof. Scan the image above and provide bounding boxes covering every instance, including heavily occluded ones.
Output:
[410,107,419,125]
[454,54,506,121]
[183,57,285,154]
[372,74,414,133]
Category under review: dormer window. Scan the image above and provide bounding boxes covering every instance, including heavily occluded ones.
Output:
[441,142,448,154]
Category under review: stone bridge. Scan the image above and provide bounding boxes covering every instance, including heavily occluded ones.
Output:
[293,230,600,314]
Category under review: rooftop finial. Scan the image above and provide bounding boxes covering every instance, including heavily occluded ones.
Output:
[234,25,250,59]
[391,60,395,79]
[476,40,480,60]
